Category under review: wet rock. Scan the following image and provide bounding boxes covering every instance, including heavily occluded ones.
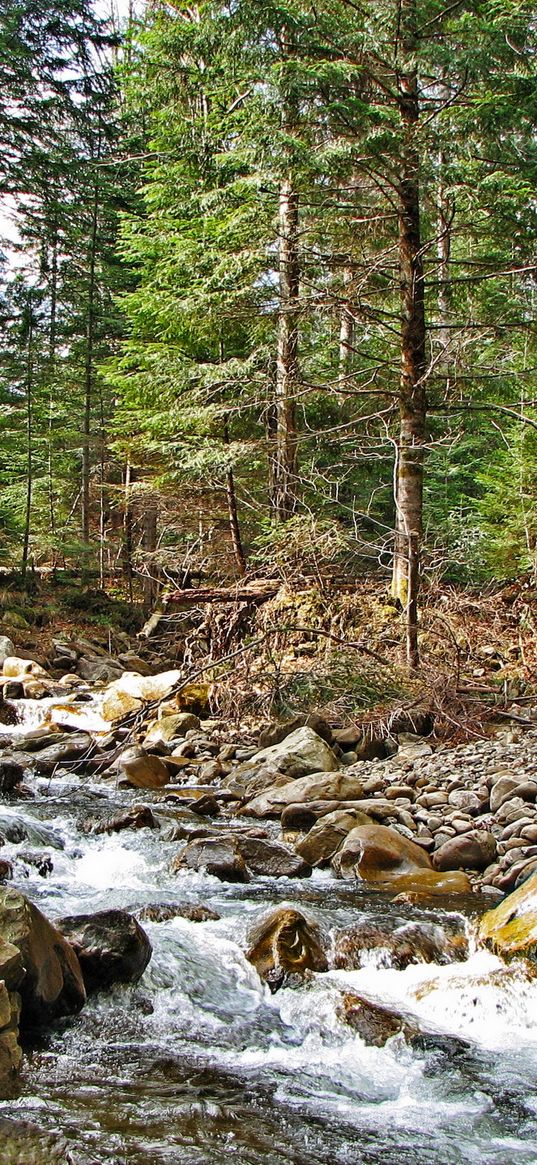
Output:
[237,727,338,786]
[235,836,311,878]
[333,920,468,970]
[433,830,497,873]
[118,745,170,790]
[479,868,537,956]
[2,657,49,679]
[0,888,85,1024]
[295,809,372,866]
[173,837,249,882]
[0,982,21,1095]
[90,805,159,835]
[332,823,433,882]
[29,733,94,775]
[17,851,52,876]
[57,909,152,992]
[337,991,409,1045]
[184,793,220,817]
[246,906,327,990]
[243,771,366,817]
[0,753,26,793]
[137,903,220,923]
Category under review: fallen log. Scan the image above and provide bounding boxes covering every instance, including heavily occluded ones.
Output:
[167,581,280,605]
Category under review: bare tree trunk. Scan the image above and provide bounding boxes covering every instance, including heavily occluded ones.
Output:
[47,212,58,548]
[21,303,34,584]
[271,176,300,521]
[81,123,102,548]
[223,419,246,576]
[123,459,134,603]
[392,0,427,669]
[142,498,158,611]
[338,268,354,390]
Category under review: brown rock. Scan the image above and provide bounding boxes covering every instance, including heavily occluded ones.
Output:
[246,907,327,991]
[57,910,152,992]
[173,837,249,882]
[0,888,85,1025]
[332,823,432,882]
[295,809,372,866]
[118,746,170,790]
[433,830,497,873]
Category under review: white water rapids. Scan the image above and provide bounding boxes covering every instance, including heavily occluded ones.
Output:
[1,698,537,1164]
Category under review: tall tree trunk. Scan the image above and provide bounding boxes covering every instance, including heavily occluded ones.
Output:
[271,177,300,520]
[81,124,102,547]
[338,268,354,390]
[142,498,158,611]
[123,459,134,603]
[21,305,34,584]
[223,419,246,576]
[392,0,427,669]
[47,210,58,547]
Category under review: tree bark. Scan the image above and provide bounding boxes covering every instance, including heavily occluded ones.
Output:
[81,123,102,547]
[223,419,246,576]
[392,0,427,669]
[271,176,300,521]
[338,268,354,390]
[21,302,34,584]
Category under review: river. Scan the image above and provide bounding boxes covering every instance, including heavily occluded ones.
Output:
[1,698,537,1164]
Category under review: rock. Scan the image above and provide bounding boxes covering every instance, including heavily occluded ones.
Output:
[2,656,49,679]
[118,746,170,790]
[0,638,15,668]
[144,713,200,744]
[332,725,362,749]
[257,713,333,749]
[332,823,432,882]
[337,991,409,1045]
[246,907,327,990]
[333,920,468,970]
[0,754,26,793]
[0,981,21,1095]
[77,658,123,684]
[243,771,365,817]
[56,910,152,992]
[17,851,52,876]
[295,809,372,866]
[490,775,537,813]
[91,805,159,834]
[396,735,433,763]
[173,837,249,882]
[137,903,220,923]
[101,669,182,722]
[235,836,311,878]
[479,868,537,956]
[0,888,85,1024]
[433,830,497,872]
[30,732,94,774]
[237,727,338,785]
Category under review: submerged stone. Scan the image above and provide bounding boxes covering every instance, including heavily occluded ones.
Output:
[246,906,327,991]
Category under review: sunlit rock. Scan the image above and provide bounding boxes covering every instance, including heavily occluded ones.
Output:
[479,868,537,956]
[246,906,327,990]
[0,888,85,1024]
[118,745,170,790]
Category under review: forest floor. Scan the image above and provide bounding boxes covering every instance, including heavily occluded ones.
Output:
[1,571,536,746]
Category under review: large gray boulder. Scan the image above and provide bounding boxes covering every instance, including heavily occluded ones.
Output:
[0,888,85,1025]
[243,770,365,818]
[234,727,338,790]
[0,638,15,669]
[57,910,152,992]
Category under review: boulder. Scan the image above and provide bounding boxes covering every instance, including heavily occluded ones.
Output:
[332,823,433,882]
[118,746,170,790]
[257,713,333,749]
[137,903,220,923]
[0,982,21,1094]
[235,836,311,878]
[237,727,338,785]
[243,771,365,817]
[246,906,327,990]
[56,909,152,992]
[101,669,182,722]
[144,713,200,745]
[77,658,123,684]
[173,837,249,882]
[0,888,85,1024]
[0,638,15,668]
[295,808,372,866]
[333,919,468,971]
[2,657,49,679]
[433,830,497,872]
[0,753,26,793]
[30,732,94,775]
[337,991,410,1046]
[91,805,159,835]
[479,868,537,957]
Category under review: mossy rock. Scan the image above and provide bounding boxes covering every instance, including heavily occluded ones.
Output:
[479,869,537,957]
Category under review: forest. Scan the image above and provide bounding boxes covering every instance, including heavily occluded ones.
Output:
[1,2,537,1163]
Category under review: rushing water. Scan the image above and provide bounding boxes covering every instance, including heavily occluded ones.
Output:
[2,700,537,1164]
